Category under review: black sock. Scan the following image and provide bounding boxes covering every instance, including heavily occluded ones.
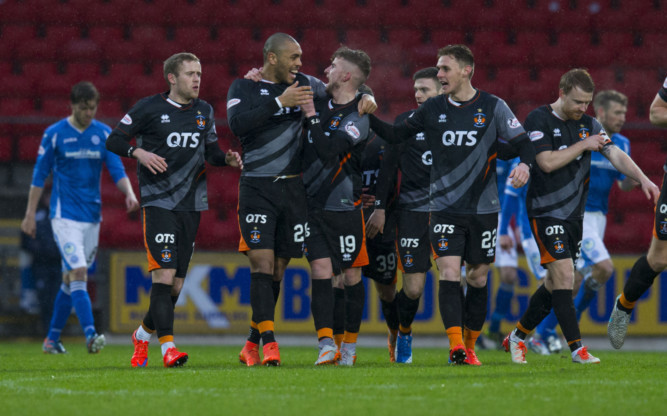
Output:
[438,281,462,329]
[272,280,281,304]
[143,293,179,331]
[311,279,334,333]
[247,326,261,344]
[396,289,420,333]
[333,287,345,337]
[623,255,659,304]
[261,330,276,345]
[344,281,365,334]
[250,272,275,324]
[380,297,399,331]
[518,284,553,332]
[150,283,174,339]
[551,289,581,352]
[464,284,488,332]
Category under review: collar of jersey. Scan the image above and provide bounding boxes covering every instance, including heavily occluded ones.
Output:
[446,89,479,107]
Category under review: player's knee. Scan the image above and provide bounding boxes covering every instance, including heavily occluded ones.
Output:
[404,283,423,300]
[69,268,87,282]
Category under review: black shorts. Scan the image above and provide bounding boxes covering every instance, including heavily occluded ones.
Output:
[654,172,667,240]
[396,209,431,273]
[529,217,583,266]
[238,176,307,258]
[363,231,397,285]
[142,206,200,277]
[304,209,369,271]
[429,211,498,265]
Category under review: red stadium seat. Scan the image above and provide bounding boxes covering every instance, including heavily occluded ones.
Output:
[39,97,69,117]
[0,1,39,24]
[15,38,61,62]
[100,39,146,63]
[588,68,621,91]
[64,62,104,82]
[21,61,61,80]
[17,135,42,162]
[0,23,37,45]
[43,25,82,44]
[88,26,126,44]
[344,29,382,51]
[96,98,126,120]
[429,29,466,48]
[0,73,38,99]
[0,97,35,117]
[300,28,343,65]
[99,206,143,249]
[0,135,14,162]
[62,38,103,63]
[385,28,426,49]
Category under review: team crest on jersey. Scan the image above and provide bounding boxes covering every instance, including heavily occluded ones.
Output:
[195,114,206,130]
[438,238,449,251]
[161,249,172,262]
[344,121,361,139]
[329,116,342,131]
[660,221,667,235]
[64,242,76,255]
[250,229,261,244]
[403,254,414,267]
[578,125,589,139]
[554,240,565,253]
[473,109,486,128]
[91,135,100,145]
[302,242,309,257]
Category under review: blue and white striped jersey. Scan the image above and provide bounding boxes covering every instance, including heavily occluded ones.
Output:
[31,118,127,223]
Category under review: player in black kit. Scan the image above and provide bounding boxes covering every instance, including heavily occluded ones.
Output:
[502,69,658,364]
[301,47,372,366]
[227,33,376,366]
[367,67,443,364]
[607,76,667,349]
[106,52,242,368]
[368,45,534,366]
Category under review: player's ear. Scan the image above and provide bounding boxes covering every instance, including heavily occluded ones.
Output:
[167,72,177,86]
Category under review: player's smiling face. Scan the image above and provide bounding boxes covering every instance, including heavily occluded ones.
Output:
[169,60,202,103]
[560,86,593,121]
[413,77,441,106]
[436,55,469,96]
[275,41,302,84]
[70,99,97,129]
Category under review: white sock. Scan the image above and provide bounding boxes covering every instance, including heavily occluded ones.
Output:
[136,325,152,342]
[161,341,176,356]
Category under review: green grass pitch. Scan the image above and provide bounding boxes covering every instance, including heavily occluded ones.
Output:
[1,341,664,416]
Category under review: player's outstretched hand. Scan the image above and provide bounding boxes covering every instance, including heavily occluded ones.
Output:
[366,209,385,239]
[244,67,263,82]
[278,81,313,108]
[226,149,243,169]
[134,148,168,174]
[358,94,377,115]
[640,177,660,205]
[509,162,530,188]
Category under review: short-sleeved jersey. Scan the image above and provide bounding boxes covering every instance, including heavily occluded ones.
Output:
[525,105,610,220]
[226,73,326,177]
[404,90,527,214]
[501,158,533,240]
[303,97,370,211]
[32,118,126,223]
[586,132,630,214]
[108,93,217,211]
[390,110,431,212]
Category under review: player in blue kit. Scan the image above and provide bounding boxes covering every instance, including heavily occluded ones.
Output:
[489,157,548,353]
[608,77,667,348]
[22,81,139,354]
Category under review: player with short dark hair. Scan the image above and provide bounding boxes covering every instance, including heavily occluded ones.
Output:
[608,77,667,349]
[301,47,372,366]
[22,81,139,355]
[368,45,535,366]
[503,69,658,364]
[365,67,443,363]
[106,52,241,368]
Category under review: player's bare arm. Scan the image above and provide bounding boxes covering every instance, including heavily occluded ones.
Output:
[536,134,606,173]
[601,144,660,204]
[132,148,168,175]
[20,185,44,238]
[116,177,139,213]
[649,94,667,127]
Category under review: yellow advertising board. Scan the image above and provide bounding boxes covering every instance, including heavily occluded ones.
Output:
[110,252,667,335]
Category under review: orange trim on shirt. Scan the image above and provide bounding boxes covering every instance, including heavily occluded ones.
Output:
[483,152,497,181]
[331,152,352,184]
